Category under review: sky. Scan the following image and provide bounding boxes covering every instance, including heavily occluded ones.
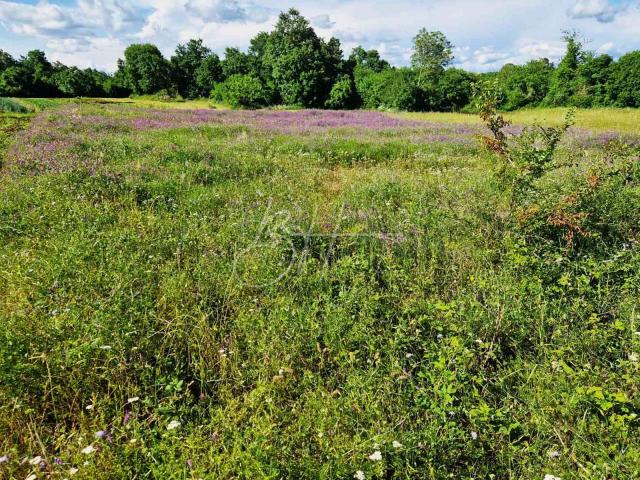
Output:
[0,0,638,73]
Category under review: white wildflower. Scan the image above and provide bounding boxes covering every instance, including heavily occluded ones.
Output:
[81,445,96,455]
[405,353,413,359]
[127,397,140,404]
[69,467,79,475]
[85,404,94,411]
[544,475,561,480]
[368,450,382,461]
[392,441,403,449]
[548,450,561,459]
[28,456,42,466]
[354,470,366,480]
[471,431,478,440]
[167,420,181,431]
[99,345,112,350]
[0,455,8,463]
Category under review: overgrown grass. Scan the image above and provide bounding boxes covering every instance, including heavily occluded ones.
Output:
[0,104,639,479]
[0,98,34,114]
[396,107,640,133]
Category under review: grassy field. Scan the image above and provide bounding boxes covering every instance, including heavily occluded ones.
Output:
[1,101,639,479]
[397,107,640,133]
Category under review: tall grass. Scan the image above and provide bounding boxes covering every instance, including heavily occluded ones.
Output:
[0,104,639,479]
[0,98,33,114]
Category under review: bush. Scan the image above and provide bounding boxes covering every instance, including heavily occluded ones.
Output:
[325,75,357,109]
[354,67,421,111]
[425,68,475,111]
[210,74,267,109]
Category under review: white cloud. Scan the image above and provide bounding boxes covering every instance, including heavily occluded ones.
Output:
[1,0,639,73]
[311,14,335,29]
[567,0,626,23]
[598,41,615,52]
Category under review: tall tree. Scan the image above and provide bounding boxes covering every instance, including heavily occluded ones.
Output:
[606,51,640,107]
[263,8,340,107]
[195,54,223,97]
[0,50,16,72]
[222,48,251,78]
[171,39,212,99]
[544,31,586,106]
[120,44,171,95]
[411,29,454,86]
[348,46,389,73]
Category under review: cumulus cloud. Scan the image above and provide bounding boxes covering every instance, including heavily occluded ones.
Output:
[184,0,272,23]
[567,0,626,23]
[0,0,142,37]
[473,46,511,65]
[311,14,335,29]
[1,0,639,73]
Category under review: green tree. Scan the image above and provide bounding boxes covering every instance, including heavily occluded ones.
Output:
[0,50,16,72]
[195,54,223,97]
[222,48,251,78]
[411,29,454,86]
[53,67,91,97]
[573,53,613,107]
[427,68,475,111]
[263,8,341,107]
[247,31,279,104]
[498,59,554,110]
[545,31,586,106]
[0,66,28,96]
[120,44,171,95]
[606,51,640,107]
[19,50,58,96]
[348,46,389,73]
[171,39,213,99]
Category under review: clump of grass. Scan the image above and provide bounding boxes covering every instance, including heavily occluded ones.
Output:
[0,98,33,114]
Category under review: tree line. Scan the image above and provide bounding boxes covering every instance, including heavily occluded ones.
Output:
[1,8,639,111]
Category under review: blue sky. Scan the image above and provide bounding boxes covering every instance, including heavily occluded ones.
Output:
[1,0,638,72]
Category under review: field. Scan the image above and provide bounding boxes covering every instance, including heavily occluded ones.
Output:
[1,100,639,479]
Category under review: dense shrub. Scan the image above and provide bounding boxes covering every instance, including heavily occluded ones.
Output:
[497,59,553,110]
[325,75,358,109]
[606,51,640,107]
[355,67,422,111]
[211,74,267,108]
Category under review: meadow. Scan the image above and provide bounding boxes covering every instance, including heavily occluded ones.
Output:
[1,99,639,479]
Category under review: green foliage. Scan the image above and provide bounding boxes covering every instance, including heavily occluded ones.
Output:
[262,8,341,107]
[120,44,172,95]
[194,54,223,98]
[171,39,218,99]
[211,74,267,108]
[325,75,357,109]
[348,46,390,73]
[355,67,421,111]
[221,47,252,78]
[424,68,476,111]
[497,59,554,110]
[411,29,454,86]
[606,51,640,107]
[545,31,586,106]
